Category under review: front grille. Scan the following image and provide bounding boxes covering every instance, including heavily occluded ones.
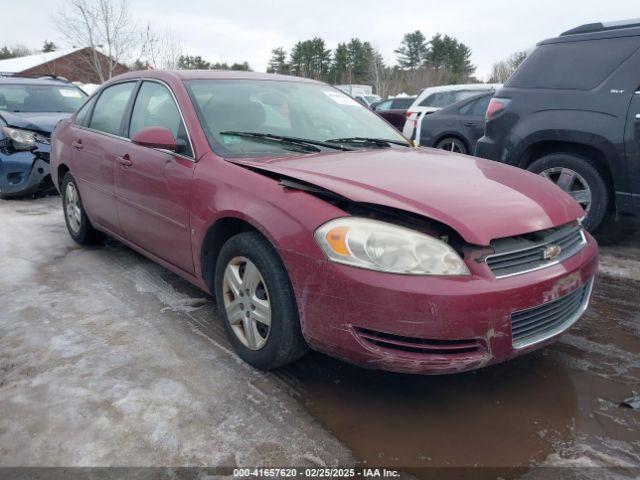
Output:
[511,278,593,349]
[354,327,481,356]
[485,223,586,278]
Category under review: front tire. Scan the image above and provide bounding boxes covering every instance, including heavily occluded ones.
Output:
[61,172,104,244]
[214,231,308,370]
[527,153,609,232]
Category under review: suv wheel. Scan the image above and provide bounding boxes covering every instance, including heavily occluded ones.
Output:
[436,137,467,154]
[214,231,308,370]
[527,153,609,232]
[61,172,104,244]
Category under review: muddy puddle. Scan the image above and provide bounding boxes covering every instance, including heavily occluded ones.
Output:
[277,230,640,478]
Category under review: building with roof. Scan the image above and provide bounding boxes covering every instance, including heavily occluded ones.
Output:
[0,47,129,84]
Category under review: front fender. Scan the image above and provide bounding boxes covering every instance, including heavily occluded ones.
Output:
[189,155,346,280]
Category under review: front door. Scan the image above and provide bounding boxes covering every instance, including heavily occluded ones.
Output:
[114,80,195,273]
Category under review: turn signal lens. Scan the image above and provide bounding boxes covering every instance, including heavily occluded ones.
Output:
[325,226,350,256]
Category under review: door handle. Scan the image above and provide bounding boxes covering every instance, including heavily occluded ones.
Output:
[116,154,133,167]
[635,113,640,120]
[464,121,478,127]
[72,139,83,150]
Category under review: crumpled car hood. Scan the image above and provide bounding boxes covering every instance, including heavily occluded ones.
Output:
[230,148,585,245]
[0,111,71,134]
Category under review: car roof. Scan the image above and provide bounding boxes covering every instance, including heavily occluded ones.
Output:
[107,69,323,85]
[543,19,640,45]
[410,83,501,108]
[418,83,501,95]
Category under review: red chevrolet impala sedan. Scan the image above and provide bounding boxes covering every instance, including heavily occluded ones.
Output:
[50,71,598,374]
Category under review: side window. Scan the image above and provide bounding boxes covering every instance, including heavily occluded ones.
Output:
[375,100,393,111]
[391,98,413,109]
[129,81,193,157]
[472,96,491,116]
[75,97,96,126]
[419,94,436,107]
[458,99,475,115]
[89,82,136,135]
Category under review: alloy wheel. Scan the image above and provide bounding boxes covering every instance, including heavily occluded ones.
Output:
[539,167,592,212]
[222,256,271,350]
[65,182,82,234]
[436,138,465,154]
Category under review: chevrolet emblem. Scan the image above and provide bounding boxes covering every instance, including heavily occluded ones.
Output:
[543,244,562,261]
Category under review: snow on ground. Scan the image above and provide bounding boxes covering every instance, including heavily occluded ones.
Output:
[0,197,354,467]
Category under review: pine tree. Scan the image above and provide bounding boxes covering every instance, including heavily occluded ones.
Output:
[394,31,429,69]
[267,47,289,74]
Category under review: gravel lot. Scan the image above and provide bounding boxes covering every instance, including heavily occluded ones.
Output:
[0,196,638,478]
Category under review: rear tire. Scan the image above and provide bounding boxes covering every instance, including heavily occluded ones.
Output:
[527,153,609,232]
[214,231,308,370]
[61,172,104,244]
[435,137,468,154]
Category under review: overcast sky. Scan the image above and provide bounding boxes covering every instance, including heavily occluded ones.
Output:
[1,0,638,80]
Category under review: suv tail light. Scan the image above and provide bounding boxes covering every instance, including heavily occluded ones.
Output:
[486,98,511,120]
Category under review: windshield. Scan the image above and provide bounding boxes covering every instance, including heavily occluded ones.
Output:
[0,84,87,113]
[185,79,408,157]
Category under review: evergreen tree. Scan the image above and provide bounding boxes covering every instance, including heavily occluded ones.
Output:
[177,55,211,69]
[290,37,331,81]
[42,40,57,53]
[427,34,475,79]
[267,47,289,74]
[394,30,429,69]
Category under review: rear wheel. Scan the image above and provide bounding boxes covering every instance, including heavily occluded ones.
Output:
[61,172,104,244]
[527,153,609,232]
[435,137,467,154]
[214,231,308,370]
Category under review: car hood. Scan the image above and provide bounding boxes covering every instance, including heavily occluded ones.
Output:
[231,148,585,245]
[0,111,72,134]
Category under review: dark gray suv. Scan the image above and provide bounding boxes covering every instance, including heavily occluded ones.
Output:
[476,19,640,231]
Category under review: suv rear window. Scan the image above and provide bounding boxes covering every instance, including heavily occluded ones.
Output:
[507,37,639,90]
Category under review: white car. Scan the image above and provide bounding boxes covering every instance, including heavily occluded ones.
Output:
[402,83,502,141]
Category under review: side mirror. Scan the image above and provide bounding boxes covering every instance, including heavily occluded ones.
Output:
[132,126,178,151]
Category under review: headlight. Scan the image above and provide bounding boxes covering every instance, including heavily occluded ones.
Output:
[1,126,38,150]
[314,217,470,275]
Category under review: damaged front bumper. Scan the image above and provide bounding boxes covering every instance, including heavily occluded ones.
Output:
[282,233,599,375]
[0,144,52,198]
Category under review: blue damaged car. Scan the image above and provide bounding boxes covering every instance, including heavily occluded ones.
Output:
[0,76,87,198]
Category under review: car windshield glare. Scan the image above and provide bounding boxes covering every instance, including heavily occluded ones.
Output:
[185,79,409,157]
[0,84,87,113]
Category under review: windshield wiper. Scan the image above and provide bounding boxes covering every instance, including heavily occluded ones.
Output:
[325,137,411,148]
[220,131,353,152]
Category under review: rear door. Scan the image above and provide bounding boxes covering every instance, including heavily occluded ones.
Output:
[624,90,640,210]
[459,95,491,146]
[115,80,195,273]
[71,82,137,233]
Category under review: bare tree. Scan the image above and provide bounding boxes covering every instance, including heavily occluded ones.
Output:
[55,0,139,82]
[138,24,183,70]
[488,50,530,83]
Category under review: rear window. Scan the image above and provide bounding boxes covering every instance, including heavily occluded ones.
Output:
[507,37,639,90]
[419,90,487,108]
